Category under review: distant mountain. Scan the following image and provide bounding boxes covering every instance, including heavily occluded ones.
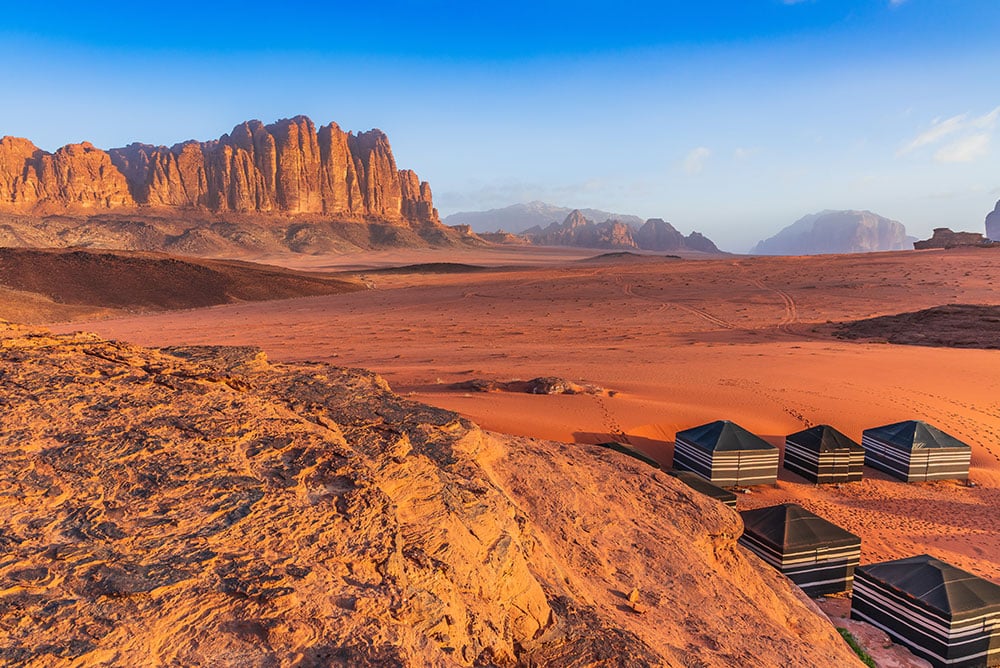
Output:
[519,210,720,253]
[986,200,1000,241]
[443,201,644,233]
[751,210,909,255]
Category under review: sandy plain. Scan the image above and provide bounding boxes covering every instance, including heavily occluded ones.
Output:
[52,244,1000,583]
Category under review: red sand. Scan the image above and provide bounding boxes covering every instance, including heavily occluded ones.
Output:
[53,246,1000,581]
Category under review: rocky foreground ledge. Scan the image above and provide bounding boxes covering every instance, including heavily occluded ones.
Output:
[0,325,861,666]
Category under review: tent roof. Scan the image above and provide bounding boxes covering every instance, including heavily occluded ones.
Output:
[786,424,864,453]
[864,421,970,451]
[740,503,860,551]
[675,420,777,453]
[859,554,1000,616]
[668,470,738,504]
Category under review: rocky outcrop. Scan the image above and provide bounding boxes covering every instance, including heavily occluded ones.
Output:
[986,200,1000,241]
[0,324,863,666]
[0,116,438,224]
[913,228,992,249]
[752,210,909,255]
[0,137,134,210]
[521,210,721,252]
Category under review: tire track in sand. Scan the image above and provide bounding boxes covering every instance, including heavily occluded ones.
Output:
[613,274,736,330]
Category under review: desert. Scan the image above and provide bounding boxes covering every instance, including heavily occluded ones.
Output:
[6,2,1000,666]
[46,244,1000,583]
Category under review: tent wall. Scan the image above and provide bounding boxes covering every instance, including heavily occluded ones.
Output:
[862,433,970,482]
[852,569,1000,667]
[784,436,864,483]
[673,436,714,480]
[739,532,860,596]
[674,437,778,486]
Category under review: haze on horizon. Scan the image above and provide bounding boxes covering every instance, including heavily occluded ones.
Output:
[1,0,998,252]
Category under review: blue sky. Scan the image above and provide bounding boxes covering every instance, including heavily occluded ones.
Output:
[1,1,998,251]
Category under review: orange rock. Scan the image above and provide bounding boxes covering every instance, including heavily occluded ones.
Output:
[0,116,438,224]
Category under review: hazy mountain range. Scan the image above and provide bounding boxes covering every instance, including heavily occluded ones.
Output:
[444,201,645,233]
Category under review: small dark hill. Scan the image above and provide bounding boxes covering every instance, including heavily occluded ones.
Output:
[579,252,682,263]
[368,262,490,274]
[835,304,1000,349]
[0,248,362,322]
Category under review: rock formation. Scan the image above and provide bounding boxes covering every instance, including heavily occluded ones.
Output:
[0,324,863,666]
[521,210,721,252]
[752,210,909,255]
[986,200,1000,241]
[0,116,438,223]
[635,218,685,251]
[913,228,992,250]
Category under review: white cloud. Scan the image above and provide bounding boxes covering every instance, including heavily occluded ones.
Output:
[683,147,711,174]
[897,113,968,155]
[897,106,1000,162]
[934,134,991,163]
[734,147,758,161]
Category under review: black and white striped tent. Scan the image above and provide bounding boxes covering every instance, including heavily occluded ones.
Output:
[862,421,972,482]
[783,424,865,483]
[673,420,779,487]
[668,470,738,508]
[852,554,1000,668]
[738,503,861,596]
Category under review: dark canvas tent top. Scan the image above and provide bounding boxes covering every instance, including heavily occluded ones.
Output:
[668,470,738,508]
[740,503,860,552]
[859,555,1000,620]
[866,421,970,452]
[784,424,865,483]
[677,420,775,452]
[862,421,971,482]
[739,503,861,595]
[852,554,1000,668]
[673,420,779,487]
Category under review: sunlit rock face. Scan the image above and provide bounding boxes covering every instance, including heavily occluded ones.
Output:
[0,116,438,223]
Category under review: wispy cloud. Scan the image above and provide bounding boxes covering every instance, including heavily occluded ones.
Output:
[734,147,758,161]
[683,147,711,174]
[897,106,1000,162]
[934,134,991,163]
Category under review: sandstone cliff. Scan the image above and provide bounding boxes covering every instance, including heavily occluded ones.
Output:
[521,210,720,252]
[0,325,861,667]
[752,210,910,255]
[986,200,1000,241]
[0,116,437,224]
